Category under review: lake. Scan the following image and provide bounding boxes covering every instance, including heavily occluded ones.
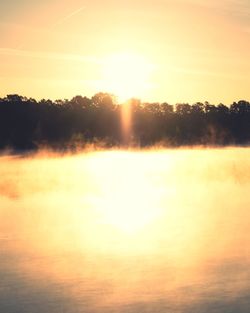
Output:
[0,148,250,313]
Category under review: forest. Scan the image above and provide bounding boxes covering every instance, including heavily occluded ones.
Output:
[0,93,250,150]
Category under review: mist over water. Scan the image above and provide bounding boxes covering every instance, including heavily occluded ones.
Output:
[0,148,250,313]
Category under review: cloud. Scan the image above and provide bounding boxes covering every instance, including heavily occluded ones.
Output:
[184,0,250,20]
[0,48,101,64]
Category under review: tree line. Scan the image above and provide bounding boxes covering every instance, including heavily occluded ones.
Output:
[0,93,250,150]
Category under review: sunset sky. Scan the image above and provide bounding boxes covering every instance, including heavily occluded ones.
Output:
[1,0,250,104]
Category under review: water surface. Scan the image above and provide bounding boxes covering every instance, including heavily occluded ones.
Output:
[0,148,250,312]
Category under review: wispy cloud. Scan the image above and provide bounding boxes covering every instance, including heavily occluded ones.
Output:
[182,0,250,34]
[173,66,248,80]
[184,0,250,20]
[0,48,101,64]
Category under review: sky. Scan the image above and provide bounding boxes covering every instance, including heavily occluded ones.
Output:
[0,0,250,104]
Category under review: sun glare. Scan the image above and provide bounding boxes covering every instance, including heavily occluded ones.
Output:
[97,52,155,102]
[98,180,161,234]
[88,152,164,234]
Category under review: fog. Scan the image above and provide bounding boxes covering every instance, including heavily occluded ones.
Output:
[0,148,250,313]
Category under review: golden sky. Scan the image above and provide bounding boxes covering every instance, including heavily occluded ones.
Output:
[1,0,250,103]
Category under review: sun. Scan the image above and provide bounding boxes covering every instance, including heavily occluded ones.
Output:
[97,52,155,102]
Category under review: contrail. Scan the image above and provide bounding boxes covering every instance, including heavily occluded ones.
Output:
[54,6,86,26]
[14,6,86,50]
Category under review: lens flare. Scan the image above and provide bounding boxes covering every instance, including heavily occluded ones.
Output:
[121,100,132,145]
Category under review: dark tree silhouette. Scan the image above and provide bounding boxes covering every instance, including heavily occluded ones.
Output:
[0,93,249,151]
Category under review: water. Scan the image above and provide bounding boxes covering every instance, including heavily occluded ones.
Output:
[0,148,250,313]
